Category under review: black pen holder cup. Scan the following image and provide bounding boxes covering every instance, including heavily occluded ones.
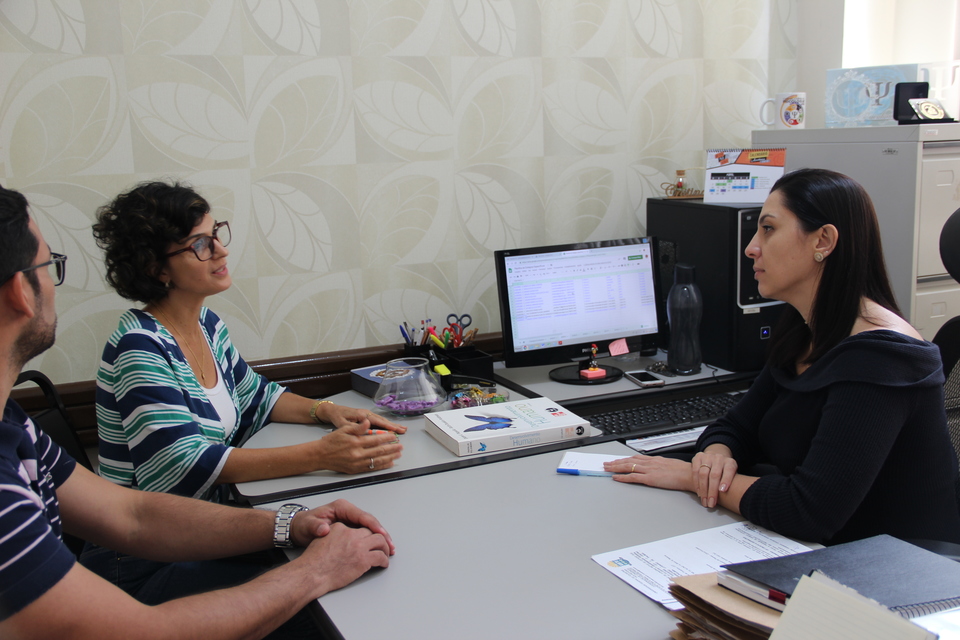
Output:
[440,346,494,380]
[402,343,494,380]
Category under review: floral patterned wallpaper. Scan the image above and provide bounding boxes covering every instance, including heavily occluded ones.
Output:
[0,0,797,384]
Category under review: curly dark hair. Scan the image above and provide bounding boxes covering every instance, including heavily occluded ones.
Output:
[92,180,210,304]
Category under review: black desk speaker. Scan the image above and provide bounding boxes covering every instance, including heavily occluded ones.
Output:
[647,198,784,372]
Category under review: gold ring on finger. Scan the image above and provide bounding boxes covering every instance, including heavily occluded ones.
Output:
[699,464,711,471]
[631,463,636,473]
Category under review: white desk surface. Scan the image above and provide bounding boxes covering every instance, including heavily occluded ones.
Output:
[235,389,601,503]
[494,351,742,406]
[263,440,744,640]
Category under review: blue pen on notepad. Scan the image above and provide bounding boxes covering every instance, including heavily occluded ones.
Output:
[556,467,614,477]
[556,451,624,477]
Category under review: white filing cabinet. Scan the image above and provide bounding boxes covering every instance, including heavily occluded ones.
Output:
[753,124,960,340]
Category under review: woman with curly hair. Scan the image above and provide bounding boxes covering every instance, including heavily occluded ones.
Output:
[91,180,405,503]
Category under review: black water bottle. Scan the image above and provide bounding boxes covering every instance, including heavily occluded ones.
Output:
[667,263,702,375]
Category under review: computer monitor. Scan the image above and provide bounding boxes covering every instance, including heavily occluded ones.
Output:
[494,237,665,384]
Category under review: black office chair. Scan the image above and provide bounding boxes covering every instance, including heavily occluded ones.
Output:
[14,370,92,557]
[935,208,960,504]
[936,315,960,499]
[911,208,960,560]
[14,370,92,471]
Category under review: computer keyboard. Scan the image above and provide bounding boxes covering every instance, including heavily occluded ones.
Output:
[587,390,746,439]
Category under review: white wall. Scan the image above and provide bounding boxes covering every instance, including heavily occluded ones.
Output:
[0,2,801,384]
[798,0,846,129]
[844,0,959,67]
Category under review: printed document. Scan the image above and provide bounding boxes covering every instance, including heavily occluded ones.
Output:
[592,521,810,610]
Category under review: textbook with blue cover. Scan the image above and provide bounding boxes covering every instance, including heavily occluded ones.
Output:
[424,397,590,456]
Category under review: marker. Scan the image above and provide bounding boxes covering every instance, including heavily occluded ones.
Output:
[366,429,390,435]
[427,326,445,348]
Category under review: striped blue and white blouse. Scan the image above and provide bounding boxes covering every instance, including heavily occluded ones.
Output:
[96,308,286,500]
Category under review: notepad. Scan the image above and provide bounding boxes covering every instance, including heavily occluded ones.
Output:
[556,451,625,476]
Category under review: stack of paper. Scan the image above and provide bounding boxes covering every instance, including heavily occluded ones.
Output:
[591,524,960,639]
[592,522,810,610]
[668,573,780,640]
[668,571,942,640]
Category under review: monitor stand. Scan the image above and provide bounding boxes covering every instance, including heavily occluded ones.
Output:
[548,364,624,385]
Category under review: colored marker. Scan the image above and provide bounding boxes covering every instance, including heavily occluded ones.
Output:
[427,326,445,348]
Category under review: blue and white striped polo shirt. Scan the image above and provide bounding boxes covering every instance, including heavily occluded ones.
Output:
[0,400,76,620]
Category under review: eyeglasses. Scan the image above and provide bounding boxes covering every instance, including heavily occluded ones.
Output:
[166,221,231,262]
[4,252,68,287]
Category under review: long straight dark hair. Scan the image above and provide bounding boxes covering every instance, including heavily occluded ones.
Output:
[766,168,902,368]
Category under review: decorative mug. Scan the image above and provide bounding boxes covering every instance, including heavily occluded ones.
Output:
[760,92,806,129]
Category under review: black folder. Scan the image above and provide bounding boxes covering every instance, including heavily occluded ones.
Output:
[722,534,960,618]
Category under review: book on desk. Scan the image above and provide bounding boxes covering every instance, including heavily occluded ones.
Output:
[424,397,590,456]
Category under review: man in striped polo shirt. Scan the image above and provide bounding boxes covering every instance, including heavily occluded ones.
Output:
[0,184,396,638]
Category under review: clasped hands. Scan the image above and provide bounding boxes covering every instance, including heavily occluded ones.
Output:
[602,445,738,509]
[290,498,395,591]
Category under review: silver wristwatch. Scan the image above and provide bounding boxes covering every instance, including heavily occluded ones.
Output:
[273,503,308,548]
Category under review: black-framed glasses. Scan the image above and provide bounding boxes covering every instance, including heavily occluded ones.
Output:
[165,221,231,262]
[9,252,68,287]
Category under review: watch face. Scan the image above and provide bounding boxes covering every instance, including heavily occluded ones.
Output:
[909,98,947,120]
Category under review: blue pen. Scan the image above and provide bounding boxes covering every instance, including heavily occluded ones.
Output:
[399,324,411,344]
[556,468,614,477]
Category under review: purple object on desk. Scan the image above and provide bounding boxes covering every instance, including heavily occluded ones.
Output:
[374,394,442,416]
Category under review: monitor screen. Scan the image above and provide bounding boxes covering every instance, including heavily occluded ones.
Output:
[494,237,664,370]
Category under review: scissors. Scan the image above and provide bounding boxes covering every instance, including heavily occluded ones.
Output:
[444,324,463,347]
[446,313,472,331]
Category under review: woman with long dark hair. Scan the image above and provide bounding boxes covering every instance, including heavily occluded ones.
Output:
[606,168,960,545]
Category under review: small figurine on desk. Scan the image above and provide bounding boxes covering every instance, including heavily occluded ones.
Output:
[580,343,606,379]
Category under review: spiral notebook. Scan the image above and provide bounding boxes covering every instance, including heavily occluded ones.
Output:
[722,534,960,619]
[705,148,785,204]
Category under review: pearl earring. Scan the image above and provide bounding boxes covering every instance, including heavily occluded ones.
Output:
[814,252,824,263]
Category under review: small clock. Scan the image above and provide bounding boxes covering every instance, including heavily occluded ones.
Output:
[908,98,948,120]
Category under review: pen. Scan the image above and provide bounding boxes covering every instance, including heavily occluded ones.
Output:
[399,324,411,344]
[556,468,614,477]
[366,429,390,435]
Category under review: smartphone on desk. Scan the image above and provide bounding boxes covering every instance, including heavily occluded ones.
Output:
[625,370,665,388]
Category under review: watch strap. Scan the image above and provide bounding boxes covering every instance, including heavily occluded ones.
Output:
[273,503,308,548]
